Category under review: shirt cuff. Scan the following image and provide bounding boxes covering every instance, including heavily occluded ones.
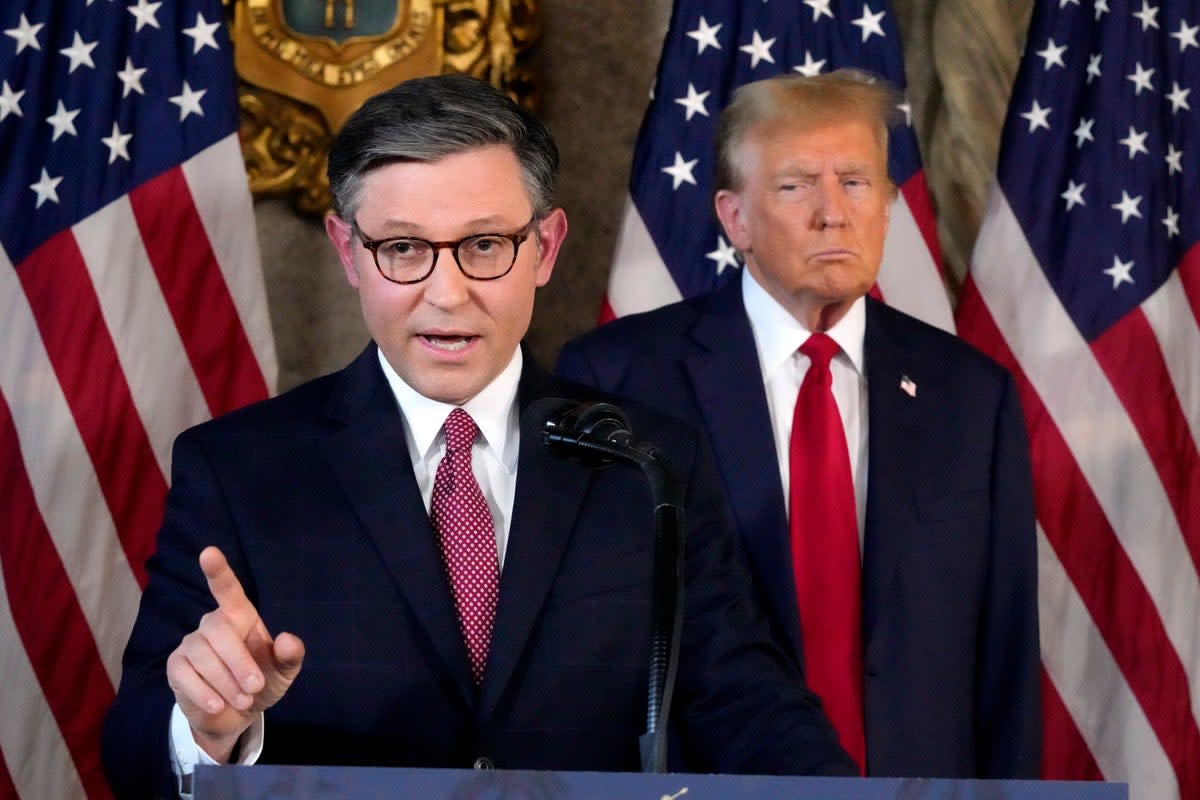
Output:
[169,703,266,797]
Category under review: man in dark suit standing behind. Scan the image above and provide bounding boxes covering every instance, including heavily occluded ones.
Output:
[101,75,855,799]
[558,70,1041,778]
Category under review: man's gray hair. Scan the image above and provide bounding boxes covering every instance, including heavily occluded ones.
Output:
[327,74,559,222]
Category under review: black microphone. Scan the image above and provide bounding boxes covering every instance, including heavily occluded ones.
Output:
[541,401,634,465]
[538,399,684,775]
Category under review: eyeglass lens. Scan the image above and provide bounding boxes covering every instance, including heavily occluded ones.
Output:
[376,234,517,281]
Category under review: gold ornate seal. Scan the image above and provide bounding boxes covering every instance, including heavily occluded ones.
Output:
[226,0,542,214]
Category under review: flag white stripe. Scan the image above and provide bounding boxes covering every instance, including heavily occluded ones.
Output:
[0,560,87,800]
[183,135,278,390]
[74,198,211,476]
[1038,528,1179,800]
[877,194,955,333]
[972,186,1200,727]
[607,197,685,317]
[1141,271,1200,455]
[0,246,141,685]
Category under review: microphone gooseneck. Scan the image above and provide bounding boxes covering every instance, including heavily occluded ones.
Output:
[540,400,685,774]
[541,401,633,461]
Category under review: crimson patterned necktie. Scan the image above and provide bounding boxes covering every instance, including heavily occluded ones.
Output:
[430,408,499,684]
[789,332,866,773]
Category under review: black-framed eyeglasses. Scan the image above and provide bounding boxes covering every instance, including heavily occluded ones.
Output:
[354,217,536,285]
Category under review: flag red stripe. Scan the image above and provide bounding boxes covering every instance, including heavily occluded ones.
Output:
[0,397,115,800]
[1090,309,1200,572]
[0,747,19,800]
[958,280,1200,794]
[129,169,268,417]
[597,295,615,325]
[16,234,165,587]
[898,171,944,275]
[1178,245,1200,329]
[1041,668,1104,781]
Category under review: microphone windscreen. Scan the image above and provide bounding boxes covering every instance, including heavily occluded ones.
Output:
[534,399,634,466]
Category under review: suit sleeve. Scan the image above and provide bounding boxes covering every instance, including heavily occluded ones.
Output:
[554,338,599,387]
[101,430,253,800]
[975,372,1042,777]
[671,433,857,776]
[555,333,635,395]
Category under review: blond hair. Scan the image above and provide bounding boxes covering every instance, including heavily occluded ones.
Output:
[713,68,902,193]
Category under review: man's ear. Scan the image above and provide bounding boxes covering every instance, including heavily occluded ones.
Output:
[531,207,568,288]
[324,213,361,288]
[714,189,751,251]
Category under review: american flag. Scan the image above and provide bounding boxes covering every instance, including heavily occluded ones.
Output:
[0,0,276,796]
[602,0,954,332]
[957,0,1200,797]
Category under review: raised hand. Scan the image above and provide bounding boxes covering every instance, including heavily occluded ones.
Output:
[165,546,305,762]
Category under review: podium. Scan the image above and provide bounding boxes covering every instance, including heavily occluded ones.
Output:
[196,765,1127,799]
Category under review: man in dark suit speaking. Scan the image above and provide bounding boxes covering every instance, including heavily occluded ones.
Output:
[558,70,1041,778]
[100,75,855,799]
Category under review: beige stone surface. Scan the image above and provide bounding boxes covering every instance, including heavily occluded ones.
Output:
[894,0,1033,289]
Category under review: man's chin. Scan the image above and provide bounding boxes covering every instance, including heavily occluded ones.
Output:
[389,358,479,406]
[814,269,876,302]
[415,377,481,407]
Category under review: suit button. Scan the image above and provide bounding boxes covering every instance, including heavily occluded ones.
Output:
[473,756,494,770]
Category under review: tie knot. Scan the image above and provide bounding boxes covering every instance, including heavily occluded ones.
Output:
[442,408,480,454]
[800,332,840,369]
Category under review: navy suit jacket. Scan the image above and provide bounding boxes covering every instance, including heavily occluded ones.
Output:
[102,344,854,799]
[557,280,1041,778]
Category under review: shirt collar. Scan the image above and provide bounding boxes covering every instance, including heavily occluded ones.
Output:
[377,346,522,473]
[741,267,867,378]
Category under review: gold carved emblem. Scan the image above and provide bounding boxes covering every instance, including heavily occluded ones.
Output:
[226,0,542,214]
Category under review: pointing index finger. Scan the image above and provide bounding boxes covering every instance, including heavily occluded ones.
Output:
[199,546,258,635]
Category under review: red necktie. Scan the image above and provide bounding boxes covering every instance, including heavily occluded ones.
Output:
[789,332,866,772]
[430,408,499,684]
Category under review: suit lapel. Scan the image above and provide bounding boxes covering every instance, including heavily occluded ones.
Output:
[861,299,926,651]
[685,281,805,661]
[319,345,476,706]
[479,366,595,717]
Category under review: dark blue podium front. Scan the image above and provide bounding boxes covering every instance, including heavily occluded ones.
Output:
[196,765,1127,800]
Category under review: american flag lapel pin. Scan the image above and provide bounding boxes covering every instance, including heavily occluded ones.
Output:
[900,375,917,397]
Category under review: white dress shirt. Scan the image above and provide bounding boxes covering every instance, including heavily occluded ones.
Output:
[379,346,521,570]
[741,268,869,546]
[170,346,525,795]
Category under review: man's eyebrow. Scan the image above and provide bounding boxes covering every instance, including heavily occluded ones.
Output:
[767,163,876,180]
[769,165,820,180]
[364,215,518,235]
